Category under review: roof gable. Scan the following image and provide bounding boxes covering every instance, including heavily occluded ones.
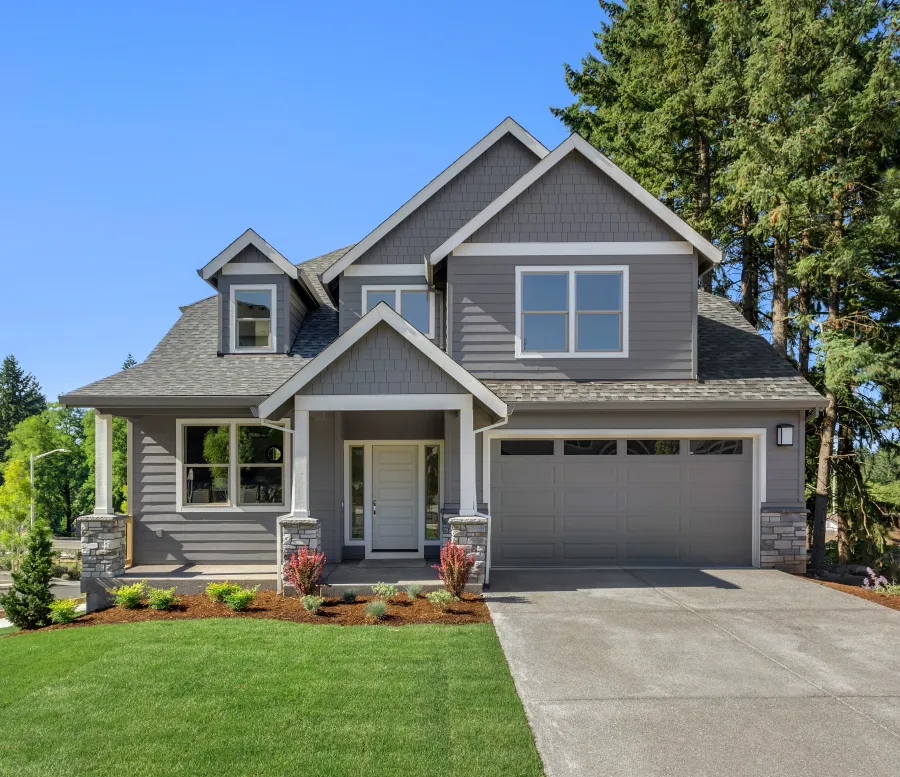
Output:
[321,118,548,283]
[200,228,301,281]
[429,134,722,265]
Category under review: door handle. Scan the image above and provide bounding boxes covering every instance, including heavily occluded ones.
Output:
[372,500,377,517]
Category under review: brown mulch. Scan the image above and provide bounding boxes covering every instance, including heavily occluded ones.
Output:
[804,577,900,613]
[28,590,491,633]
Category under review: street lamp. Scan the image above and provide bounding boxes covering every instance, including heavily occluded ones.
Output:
[30,449,70,527]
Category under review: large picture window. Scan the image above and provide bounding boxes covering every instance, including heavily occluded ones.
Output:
[516,266,628,358]
[231,284,276,352]
[362,285,434,338]
[178,420,288,510]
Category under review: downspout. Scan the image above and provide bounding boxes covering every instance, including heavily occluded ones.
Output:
[472,413,511,588]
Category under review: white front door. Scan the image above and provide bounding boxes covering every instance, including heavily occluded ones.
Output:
[372,445,418,551]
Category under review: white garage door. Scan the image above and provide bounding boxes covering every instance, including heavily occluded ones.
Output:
[490,437,753,567]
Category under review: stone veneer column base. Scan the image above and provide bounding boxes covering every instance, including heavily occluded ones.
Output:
[278,516,322,589]
[760,510,808,573]
[447,516,487,585]
[77,513,128,611]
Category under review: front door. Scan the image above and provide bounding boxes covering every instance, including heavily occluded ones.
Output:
[372,445,418,552]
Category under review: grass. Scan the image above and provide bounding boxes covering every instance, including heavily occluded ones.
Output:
[0,625,18,637]
[0,619,544,777]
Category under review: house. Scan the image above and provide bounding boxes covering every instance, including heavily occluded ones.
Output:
[60,118,825,607]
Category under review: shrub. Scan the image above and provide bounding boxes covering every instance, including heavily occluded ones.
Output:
[147,587,180,611]
[49,598,80,624]
[371,582,397,600]
[284,547,327,596]
[341,587,359,603]
[433,542,476,598]
[364,600,387,620]
[301,595,325,614]
[110,581,147,609]
[426,589,454,612]
[404,583,423,600]
[0,522,55,629]
[223,585,259,611]
[206,581,242,603]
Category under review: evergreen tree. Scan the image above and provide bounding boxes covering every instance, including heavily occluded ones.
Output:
[0,520,55,629]
[0,355,46,461]
[122,353,137,370]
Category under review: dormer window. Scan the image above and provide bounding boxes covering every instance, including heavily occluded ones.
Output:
[231,284,277,353]
[362,284,434,338]
[515,266,628,358]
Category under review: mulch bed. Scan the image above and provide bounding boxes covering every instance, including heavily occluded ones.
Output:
[804,577,900,613]
[24,590,491,632]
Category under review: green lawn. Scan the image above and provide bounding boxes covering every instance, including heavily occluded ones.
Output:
[0,619,544,777]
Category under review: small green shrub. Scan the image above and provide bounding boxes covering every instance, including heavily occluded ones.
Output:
[364,600,387,620]
[223,585,259,611]
[111,581,146,609]
[404,583,423,600]
[301,595,325,614]
[206,581,242,603]
[425,589,455,612]
[147,587,180,611]
[341,587,359,603]
[49,598,80,624]
[371,582,397,600]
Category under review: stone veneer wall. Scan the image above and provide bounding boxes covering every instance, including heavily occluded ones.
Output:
[447,516,487,585]
[760,510,807,573]
[278,517,322,585]
[78,514,127,578]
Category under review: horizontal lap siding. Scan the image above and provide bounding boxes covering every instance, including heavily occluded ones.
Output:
[450,254,695,380]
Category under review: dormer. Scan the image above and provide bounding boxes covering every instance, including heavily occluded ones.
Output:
[198,229,320,355]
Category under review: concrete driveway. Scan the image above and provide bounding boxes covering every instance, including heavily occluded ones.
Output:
[486,569,900,777]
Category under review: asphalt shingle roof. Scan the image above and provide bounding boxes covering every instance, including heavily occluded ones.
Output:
[60,248,824,409]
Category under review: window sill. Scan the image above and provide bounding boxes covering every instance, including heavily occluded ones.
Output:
[178,505,288,513]
[515,350,629,359]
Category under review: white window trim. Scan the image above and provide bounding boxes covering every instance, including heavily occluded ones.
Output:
[229,283,278,353]
[175,418,291,513]
[514,265,629,359]
[361,284,435,339]
[343,440,444,557]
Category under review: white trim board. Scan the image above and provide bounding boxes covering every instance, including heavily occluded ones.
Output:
[430,134,722,266]
[297,394,473,412]
[200,228,300,281]
[344,264,429,277]
[256,303,507,418]
[221,263,284,276]
[480,427,767,578]
[454,241,694,257]
[322,118,549,284]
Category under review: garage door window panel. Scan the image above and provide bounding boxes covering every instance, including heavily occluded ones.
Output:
[564,439,618,456]
[690,439,744,455]
[500,440,555,456]
[626,439,681,455]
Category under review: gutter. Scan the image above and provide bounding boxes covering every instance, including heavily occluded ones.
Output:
[471,413,511,588]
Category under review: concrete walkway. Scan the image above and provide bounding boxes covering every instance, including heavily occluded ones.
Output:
[486,569,900,777]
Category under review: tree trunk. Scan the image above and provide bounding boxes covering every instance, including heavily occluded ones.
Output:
[698,132,713,294]
[836,422,853,563]
[797,277,810,376]
[771,233,789,357]
[740,205,758,326]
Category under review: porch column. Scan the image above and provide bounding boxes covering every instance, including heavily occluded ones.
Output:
[94,411,113,514]
[459,396,477,516]
[291,396,310,518]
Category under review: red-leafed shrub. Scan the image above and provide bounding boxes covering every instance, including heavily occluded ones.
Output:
[284,547,326,596]
[433,542,475,598]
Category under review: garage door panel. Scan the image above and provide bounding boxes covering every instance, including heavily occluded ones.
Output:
[491,437,753,568]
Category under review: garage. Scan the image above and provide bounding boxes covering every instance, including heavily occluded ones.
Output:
[489,436,754,567]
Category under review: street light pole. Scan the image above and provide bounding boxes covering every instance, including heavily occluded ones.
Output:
[29,449,70,527]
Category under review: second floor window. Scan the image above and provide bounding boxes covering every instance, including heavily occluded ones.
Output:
[363,285,434,338]
[516,266,628,358]
[231,285,276,352]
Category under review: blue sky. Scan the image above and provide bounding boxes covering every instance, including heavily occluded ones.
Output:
[0,1,605,401]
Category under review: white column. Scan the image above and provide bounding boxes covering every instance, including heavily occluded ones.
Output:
[459,396,477,516]
[291,397,310,517]
[94,412,113,515]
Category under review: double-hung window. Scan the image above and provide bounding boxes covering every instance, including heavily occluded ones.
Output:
[178,420,288,510]
[231,284,276,352]
[362,285,434,338]
[516,266,628,357]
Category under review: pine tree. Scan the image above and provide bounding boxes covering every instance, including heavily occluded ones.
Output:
[0,355,46,461]
[122,353,137,370]
[0,520,55,629]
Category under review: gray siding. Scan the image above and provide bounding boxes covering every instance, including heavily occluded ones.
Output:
[339,274,443,346]
[301,321,466,395]
[288,281,309,348]
[230,245,269,263]
[471,151,680,243]
[449,253,695,380]
[219,273,290,354]
[344,410,444,440]
[358,134,539,265]
[131,412,340,564]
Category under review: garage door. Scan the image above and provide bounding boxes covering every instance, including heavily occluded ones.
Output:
[490,437,753,567]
